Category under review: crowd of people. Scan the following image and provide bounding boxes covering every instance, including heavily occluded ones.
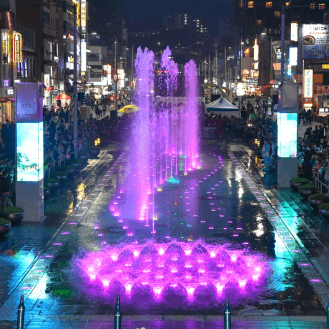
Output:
[204,98,278,189]
[297,124,329,194]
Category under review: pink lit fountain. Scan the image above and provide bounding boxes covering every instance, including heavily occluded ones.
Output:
[72,241,269,311]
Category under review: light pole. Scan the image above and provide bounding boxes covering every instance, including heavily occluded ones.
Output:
[73,4,78,157]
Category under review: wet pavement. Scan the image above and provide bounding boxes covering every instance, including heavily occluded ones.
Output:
[0,138,329,328]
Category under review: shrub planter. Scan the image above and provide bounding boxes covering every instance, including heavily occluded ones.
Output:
[290,178,310,192]
[319,204,329,221]
[299,184,319,200]
[3,207,24,225]
[0,218,11,238]
[308,194,329,212]
[45,178,59,188]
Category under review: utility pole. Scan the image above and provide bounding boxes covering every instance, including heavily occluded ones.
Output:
[131,44,134,87]
[115,35,118,113]
[208,55,211,84]
[224,45,227,83]
[73,4,78,157]
[280,4,285,84]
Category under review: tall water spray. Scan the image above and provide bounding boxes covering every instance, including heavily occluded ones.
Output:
[127,47,200,229]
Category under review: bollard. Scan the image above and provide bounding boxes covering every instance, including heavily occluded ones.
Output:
[224,297,231,329]
[327,296,329,329]
[17,295,25,329]
[114,294,121,329]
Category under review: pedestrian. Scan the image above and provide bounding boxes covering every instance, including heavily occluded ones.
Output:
[261,139,271,171]
[0,170,10,213]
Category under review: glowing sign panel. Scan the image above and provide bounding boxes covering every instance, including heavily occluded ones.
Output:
[289,47,298,66]
[17,123,44,181]
[304,69,313,98]
[291,23,298,42]
[278,113,297,158]
[12,32,22,63]
[81,0,87,33]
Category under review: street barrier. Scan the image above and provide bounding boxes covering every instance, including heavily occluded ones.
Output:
[17,295,25,329]
[114,294,121,329]
[224,297,231,329]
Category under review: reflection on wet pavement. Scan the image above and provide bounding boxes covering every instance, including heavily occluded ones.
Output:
[0,141,328,324]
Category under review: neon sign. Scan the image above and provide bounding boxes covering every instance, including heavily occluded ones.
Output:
[12,32,22,63]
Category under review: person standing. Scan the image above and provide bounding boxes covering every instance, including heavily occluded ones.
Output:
[0,170,10,213]
[261,139,271,171]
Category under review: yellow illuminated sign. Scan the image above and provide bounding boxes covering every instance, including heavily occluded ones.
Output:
[12,32,22,63]
[322,64,329,69]
[2,31,9,63]
[80,0,87,32]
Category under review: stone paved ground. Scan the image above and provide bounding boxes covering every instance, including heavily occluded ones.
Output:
[1,132,329,328]
[0,316,328,328]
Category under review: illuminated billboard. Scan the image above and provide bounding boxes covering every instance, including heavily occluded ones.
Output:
[277,113,297,158]
[291,23,298,42]
[289,47,298,66]
[81,0,87,33]
[17,123,44,182]
[302,24,329,59]
[303,69,313,98]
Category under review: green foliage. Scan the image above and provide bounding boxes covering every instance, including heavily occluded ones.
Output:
[290,178,309,183]
[4,207,24,214]
[299,184,317,190]
[319,203,329,210]
[309,194,329,201]
[0,217,10,225]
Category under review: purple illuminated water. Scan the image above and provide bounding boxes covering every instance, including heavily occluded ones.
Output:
[72,241,268,309]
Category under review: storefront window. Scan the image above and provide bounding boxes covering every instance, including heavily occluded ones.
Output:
[0,102,12,124]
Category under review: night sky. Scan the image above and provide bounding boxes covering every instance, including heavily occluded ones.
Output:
[89,0,232,35]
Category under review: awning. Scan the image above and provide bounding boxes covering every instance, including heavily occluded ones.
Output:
[54,93,71,101]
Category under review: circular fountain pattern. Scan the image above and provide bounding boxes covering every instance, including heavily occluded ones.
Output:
[72,241,269,309]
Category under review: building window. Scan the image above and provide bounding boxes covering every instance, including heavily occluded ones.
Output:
[310,3,315,9]
[266,2,272,8]
[274,11,281,17]
[239,0,243,8]
[17,57,35,79]
[256,20,262,25]
[248,1,254,8]
[286,2,290,6]
[319,3,325,10]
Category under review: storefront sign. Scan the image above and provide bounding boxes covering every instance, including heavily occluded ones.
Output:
[44,74,50,89]
[245,78,258,86]
[12,32,22,63]
[291,23,298,42]
[304,69,313,98]
[302,24,329,59]
[81,39,86,71]
[322,64,329,69]
[7,89,13,95]
[254,39,259,61]
[289,47,298,66]
[2,31,9,63]
[81,0,87,33]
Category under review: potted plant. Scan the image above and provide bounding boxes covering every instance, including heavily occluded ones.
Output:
[45,177,59,188]
[319,203,329,221]
[299,184,319,200]
[51,170,67,181]
[0,217,11,237]
[3,206,24,225]
[308,194,329,212]
[290,178,310,192]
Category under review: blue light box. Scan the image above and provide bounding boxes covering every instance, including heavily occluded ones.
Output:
[278,113,297,158]
[17,122,44,181]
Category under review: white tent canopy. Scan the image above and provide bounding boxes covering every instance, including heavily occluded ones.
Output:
[205,97,240,118]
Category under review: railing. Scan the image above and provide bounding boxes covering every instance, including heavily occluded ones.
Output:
[314,173,328,195]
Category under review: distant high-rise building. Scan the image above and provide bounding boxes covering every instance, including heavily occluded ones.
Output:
[234,0,327,33]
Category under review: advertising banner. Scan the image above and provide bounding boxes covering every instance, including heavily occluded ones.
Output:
[291,23,298,42]
[304,69,313,98]
[17,123,43,182]
[302,24,329,59]
[81,39,86,71]
[80,0,87,33]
